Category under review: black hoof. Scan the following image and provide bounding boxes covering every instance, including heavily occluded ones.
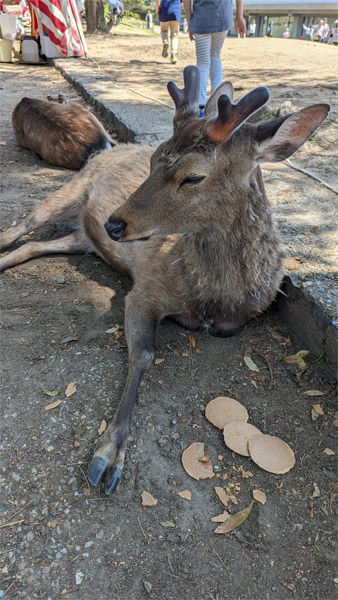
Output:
[87,456,109,486]
[104,465,122,495]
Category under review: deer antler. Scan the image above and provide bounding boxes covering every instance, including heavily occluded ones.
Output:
[206,87,271,143]
[167,65,200,117]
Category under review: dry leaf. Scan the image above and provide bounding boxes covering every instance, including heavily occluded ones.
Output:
[253,489,267,505]
[98,419,107,436]
[65,382,77,397]
[178,490,191,500]
[303,390,325,396]
[160,521,175,528]
[211,511,230,523]
[312,404,324,416]
[115,330,124,340]
[181,442,214,480]
[155,358,164,365]
[43,389,59,397]
[323,448,335,456]
[248,434,295,474]
[285,350,309,374]
[214,486,230,507]
[105,327,118,334]
[244,356,259,372]
[205,396,248,430]
[214,502,253,534]
[188,335,196,348]
[44,399,62,411]
[61,336,78,344]
[312,483,320,498]
[141,491,157,507]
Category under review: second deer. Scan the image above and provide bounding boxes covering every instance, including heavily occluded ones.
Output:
[0,67,329,494]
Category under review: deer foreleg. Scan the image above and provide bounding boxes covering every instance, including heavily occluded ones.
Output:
[88,293,159,495]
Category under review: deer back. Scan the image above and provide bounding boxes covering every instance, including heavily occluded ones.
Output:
[12,97,114,170]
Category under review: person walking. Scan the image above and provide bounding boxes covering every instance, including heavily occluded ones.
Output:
[145,9,153,30]
[155,0,181,64]
[183,0,246,117]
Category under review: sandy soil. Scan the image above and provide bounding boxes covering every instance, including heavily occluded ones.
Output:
[0,34,337,600]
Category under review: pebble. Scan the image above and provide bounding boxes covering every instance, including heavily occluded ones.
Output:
[143,581,152,593]
[75,571,84,585]
[57,278,65,284]
[85,541,94,548]
[170,418,177,425]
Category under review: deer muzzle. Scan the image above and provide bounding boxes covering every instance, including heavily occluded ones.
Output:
[104,218,127,241]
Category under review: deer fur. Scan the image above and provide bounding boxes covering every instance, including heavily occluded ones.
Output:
[12,96,114,170]
[1,67,329,495]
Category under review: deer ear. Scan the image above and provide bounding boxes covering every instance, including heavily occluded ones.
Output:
[205,82,233,117]
[255,104,330,162]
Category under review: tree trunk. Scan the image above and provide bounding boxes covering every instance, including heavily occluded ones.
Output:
[85,0,97,33]
[96,0,108,33]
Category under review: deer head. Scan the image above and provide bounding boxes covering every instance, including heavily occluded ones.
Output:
[105,66,329,242]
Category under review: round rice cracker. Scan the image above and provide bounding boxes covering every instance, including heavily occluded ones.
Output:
[181,442,214,480]
[223,422,263,457]
[205,396,249,430]
[248,434,295,474]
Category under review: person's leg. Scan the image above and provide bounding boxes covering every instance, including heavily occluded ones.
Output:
[195,33,212,111]
[169,21,179,62]
[161,21,169,57]
[209,31,227,93]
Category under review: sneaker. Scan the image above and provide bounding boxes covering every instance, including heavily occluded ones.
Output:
[162,42,169,58]
[199,111,205,118]
[170,53,177,64]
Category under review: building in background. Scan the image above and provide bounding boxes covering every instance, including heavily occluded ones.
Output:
[234,1,338,39]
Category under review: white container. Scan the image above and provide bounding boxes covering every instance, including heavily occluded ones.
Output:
[21,37,39,63]
[0,38,12,62]
[41,32,62,59]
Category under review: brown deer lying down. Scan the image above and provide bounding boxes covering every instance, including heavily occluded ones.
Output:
[12,95,115,170]
[0,67,329,495]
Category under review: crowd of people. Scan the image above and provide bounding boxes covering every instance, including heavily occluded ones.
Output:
[303,18,338,44]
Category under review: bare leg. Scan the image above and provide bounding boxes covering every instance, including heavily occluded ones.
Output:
[0,230,90,272]
[0,175,88,251]
[88,293,159,495]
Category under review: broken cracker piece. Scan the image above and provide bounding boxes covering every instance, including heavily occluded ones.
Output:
[211,511,230,523]
[178,490,192,500]
[181,442,214,480]
[205,396,248,430]
[141,491,158,507]
[248,434,295,474]
[223,422,263,457]
[252,489,267,504]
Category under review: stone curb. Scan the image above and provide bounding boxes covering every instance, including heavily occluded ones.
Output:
[53,58,337,371]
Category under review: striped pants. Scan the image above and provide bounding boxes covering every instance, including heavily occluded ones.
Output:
[195,31,228,106]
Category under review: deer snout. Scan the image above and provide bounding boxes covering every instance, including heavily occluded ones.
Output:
[104,218,127,241]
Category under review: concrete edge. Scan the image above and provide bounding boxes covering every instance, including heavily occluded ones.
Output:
[53,59,337,370]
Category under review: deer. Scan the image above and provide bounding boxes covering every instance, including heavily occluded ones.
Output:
[0,66,329,495]
[12,94,115,170]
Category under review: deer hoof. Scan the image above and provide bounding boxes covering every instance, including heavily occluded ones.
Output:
[87,456,109,487]
[104,465,122,495]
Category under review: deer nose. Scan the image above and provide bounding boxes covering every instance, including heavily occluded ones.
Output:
[104,218,127,241]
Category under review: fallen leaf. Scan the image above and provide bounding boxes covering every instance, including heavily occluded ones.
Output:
[285,350,309,374]
[303,390,326,396]
[205,396,248,430]
[211,511,230,522]
[214,486,230,507]
[44,399,62,411]
[160,521,175,528]
[115,330,124,340]
[323,448,335,456]
[312,483,320,498]
[244,356,259,372]
[154,358,164,365]
[178,490,191,500]
[98,419,107,436]
[105,327,118,334]
[248,434,295,474]
[141,491,157,507]
[188,335,196,348]
[65,382,77,397]
[312,404,324,416]
[61,336,79,344]
[253,489,267,505]
[181,442,214,480]
[214,502,254,534]
[43,389,59,397]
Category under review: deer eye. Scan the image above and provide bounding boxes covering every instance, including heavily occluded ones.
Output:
[179,176,205,189]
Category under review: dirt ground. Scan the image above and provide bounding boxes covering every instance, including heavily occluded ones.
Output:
[0,34,337,600]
